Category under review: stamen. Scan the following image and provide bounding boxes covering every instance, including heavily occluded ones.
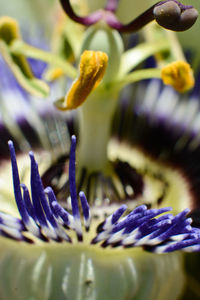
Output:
[161,61,194,92]
[54,51,108,110]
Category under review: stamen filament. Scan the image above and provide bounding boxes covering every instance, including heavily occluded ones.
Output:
[0,41,49,98]
[119,39,169,76]
[10,40,77,80]
[115,68,161,89]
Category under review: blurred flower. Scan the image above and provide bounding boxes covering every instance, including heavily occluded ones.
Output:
[0,0,56,31]
[0,0,200,299]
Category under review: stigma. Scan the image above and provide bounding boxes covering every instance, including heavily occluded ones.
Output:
[54,50,108,110]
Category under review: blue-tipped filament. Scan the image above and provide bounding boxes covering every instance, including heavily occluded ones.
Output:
[69,135,83,241]
[1,137,200,253]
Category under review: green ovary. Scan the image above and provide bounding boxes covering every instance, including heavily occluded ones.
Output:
[78,87,119,172]
[0,237,185,300]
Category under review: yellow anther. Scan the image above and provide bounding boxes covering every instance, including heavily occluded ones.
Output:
[54,50,108,110]
[161,61,194,93]
[0,16,20,44]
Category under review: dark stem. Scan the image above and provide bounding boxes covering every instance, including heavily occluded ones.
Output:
[59,0,102,25]
[107,0,198,32]
[106,4,155,32]
[59,0,198,33]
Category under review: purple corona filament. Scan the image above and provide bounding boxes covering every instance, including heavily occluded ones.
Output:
[9,141,30,225]
[29,152,70,242]
[8,141,43,240]
[0,137,199,252]
[46,187,74,232]
[0,212,26,242]
[92,205,200,250]
[79,191,91,231]
[20,184,37,221]
[69,135,83,241]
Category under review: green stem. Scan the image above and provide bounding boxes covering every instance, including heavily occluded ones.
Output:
[119,39,169,75]
[165,31,185,62]
[10,40,77,79]
[0,41,49,98]
[77,87,119,172]
[114,68,161,89]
